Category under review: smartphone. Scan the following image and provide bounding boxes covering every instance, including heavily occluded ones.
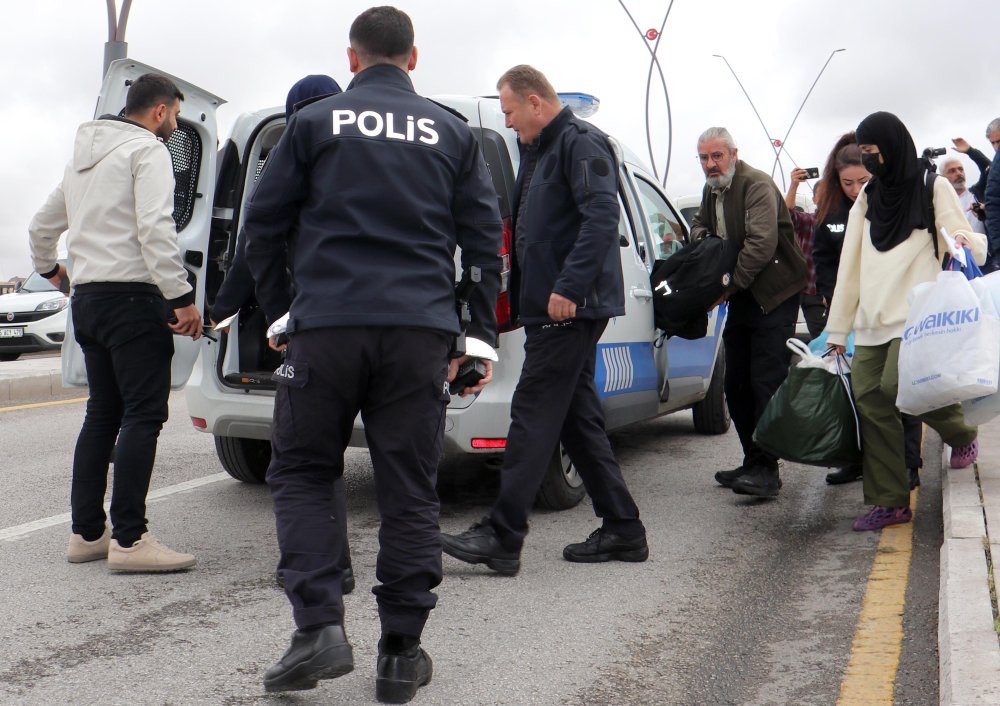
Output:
[803,167,820,179]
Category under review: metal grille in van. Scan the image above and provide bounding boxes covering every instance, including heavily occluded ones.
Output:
[166,123,202,231]
[254,158,266,181]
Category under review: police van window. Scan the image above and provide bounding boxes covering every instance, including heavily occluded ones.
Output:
[634,177,685,262]
[618,194,643,258]
[164,122,202,232]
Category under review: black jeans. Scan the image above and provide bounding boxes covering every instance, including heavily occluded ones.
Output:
[70,289,173,546]
[491,318,643,550]
[267,327,451,637]
[722,292,799,471]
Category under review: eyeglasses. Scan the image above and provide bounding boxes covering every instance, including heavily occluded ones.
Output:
[697,151,729,164]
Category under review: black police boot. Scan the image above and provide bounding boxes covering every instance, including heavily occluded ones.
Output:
[909,467,921,489]
[825,464,863,485]
[731,465,781,498]
[263,624,354,693]
[275,565,356,595]
[376,636,433,704]
[440,518,520,576]
[562,527,649,563]
[714,465,749,488]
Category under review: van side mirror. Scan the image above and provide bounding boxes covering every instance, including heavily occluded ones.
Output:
[14,281,22,292]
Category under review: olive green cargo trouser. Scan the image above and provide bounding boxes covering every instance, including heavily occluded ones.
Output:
[852,339,977,508]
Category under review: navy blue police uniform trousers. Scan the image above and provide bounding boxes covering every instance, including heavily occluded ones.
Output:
[266,326,452,638]
[490,318,644,550]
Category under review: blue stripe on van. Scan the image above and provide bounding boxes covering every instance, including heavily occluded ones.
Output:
[595,342,657,398]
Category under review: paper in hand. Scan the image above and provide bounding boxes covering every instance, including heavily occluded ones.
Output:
[940,226,967,267]
[213,313,238,331]
[266,312,290,338]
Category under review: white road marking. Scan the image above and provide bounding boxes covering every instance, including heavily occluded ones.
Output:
[0,472,231,542]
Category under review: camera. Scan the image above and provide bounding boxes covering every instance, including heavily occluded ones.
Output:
[803,167,820,179]
[921,147,947,172]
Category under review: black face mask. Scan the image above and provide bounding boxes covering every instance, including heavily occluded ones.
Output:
[861,153,883,178]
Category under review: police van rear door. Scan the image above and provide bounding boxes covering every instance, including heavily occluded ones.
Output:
[61,59,224,390]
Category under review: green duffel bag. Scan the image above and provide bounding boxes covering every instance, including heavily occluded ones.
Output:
[753,339,861,467]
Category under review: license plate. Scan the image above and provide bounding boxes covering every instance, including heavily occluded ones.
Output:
[0,328,23,338]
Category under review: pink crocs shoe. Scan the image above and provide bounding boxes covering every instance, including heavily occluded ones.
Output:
[851,505,913,532]
[950,439,979,469]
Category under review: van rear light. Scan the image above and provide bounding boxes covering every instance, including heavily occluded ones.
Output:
[472,438,507,449]
[191,417,207,429]
[496,216,518,333]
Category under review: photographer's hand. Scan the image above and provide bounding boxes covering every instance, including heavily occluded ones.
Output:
[952,138,971,153]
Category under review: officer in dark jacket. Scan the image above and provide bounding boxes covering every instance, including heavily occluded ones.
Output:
[441,65,648,576]
[691,127,807,498]
[244,8,501,702]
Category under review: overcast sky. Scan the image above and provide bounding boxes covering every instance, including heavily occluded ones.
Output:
[1,0,998,279]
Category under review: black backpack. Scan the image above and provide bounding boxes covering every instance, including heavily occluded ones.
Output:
[650,235,740,339]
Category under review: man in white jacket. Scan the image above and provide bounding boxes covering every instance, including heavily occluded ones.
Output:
[28,73,201,572]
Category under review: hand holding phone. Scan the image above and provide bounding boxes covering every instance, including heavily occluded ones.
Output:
[803,167,820,179]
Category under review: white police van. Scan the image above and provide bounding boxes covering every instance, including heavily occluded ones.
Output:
[70,60,728,511]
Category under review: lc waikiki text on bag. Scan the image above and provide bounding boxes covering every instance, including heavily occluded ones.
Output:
[752,339,861,467]
[896,270,1000,417]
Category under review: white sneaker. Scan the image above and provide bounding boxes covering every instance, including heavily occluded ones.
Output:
[107,532,196,573]
[67,529,110,563]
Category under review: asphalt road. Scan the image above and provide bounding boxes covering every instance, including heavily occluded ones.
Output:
[0,392,941,705]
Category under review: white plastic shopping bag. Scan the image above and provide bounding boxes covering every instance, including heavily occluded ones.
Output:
[60,298,88,387]
[963,272,1000,424]
[897,270,1000,416]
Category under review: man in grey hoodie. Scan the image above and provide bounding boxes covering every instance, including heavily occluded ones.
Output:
[28,73,200,573]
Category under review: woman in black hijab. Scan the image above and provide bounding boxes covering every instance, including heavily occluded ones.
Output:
[825,111,986,532]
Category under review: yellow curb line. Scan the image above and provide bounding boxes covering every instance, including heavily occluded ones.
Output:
[0,397,88,413]
[837,486,919,705]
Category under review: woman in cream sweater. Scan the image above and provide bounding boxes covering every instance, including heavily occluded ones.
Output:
[827,111,985,532]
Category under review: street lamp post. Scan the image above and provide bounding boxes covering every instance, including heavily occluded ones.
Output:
[770,48,846,181]
[103,0,132,78]
[712,54,786,188]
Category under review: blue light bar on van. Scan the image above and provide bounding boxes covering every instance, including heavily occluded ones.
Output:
[558,92,600,118]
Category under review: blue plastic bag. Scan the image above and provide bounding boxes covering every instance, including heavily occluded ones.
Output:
[808,330,854,359]
[943,246,983,280]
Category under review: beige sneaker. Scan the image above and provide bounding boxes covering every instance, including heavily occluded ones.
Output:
[67,529,111,563]
[107,532,196,573]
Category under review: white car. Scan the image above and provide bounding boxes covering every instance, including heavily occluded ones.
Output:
[63,59,730,511]
[0,270,69,361]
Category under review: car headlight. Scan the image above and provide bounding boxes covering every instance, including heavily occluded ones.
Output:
[36,297,69,312]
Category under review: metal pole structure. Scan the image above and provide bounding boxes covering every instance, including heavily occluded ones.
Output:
[770,48,846,180]
[103,0,133,78]
[712,54,786,189]
[617,1,675,186]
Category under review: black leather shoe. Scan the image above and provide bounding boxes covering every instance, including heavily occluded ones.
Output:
[825,464,863,485]
[275,565,356,595]
[263,624,354,693]
[440,519,520,576]
[714,466,748,488]
[376,642,433,703]
[563,527,649,563]
[731,466,781,498]
[909,467,921,489]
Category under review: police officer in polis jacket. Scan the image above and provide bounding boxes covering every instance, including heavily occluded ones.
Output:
[243,7,501,702]
[440,65,648,576]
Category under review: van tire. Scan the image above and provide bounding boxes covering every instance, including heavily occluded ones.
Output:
[692,347,730,435]
[214,435,270,484]
[535,444,587,510]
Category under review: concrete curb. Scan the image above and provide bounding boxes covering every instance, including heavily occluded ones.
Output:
[940,441,1000,705]
[0,370,65,403]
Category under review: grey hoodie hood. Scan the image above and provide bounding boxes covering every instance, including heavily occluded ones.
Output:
[72,116,155,172]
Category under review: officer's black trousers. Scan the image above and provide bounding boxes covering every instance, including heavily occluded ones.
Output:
[491,318,643,550]
[722,292,799,471]
[267,327,451,637]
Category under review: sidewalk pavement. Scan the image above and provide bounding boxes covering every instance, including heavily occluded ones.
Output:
[941,416,1000,705]
[0,354,82,403]
[3,355,1000,702]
